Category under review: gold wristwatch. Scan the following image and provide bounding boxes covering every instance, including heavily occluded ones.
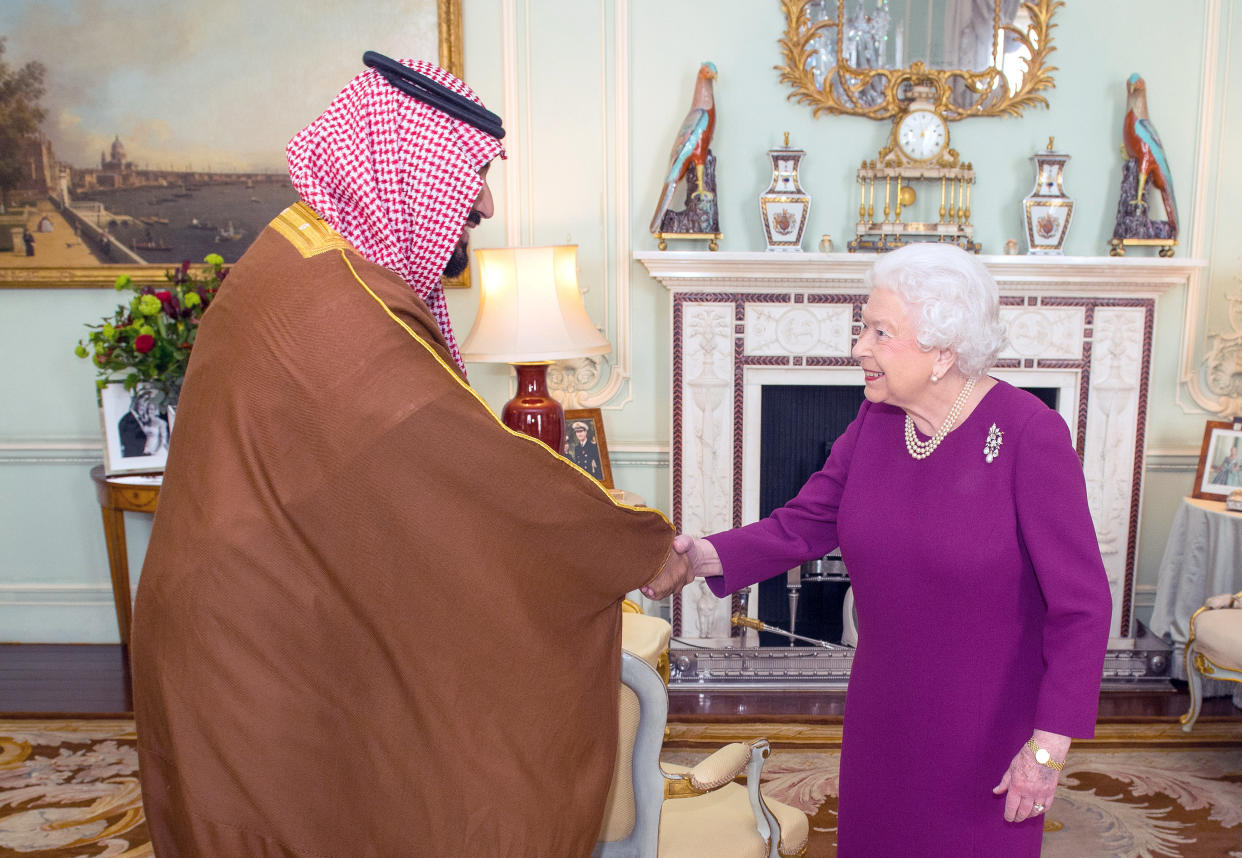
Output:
[1026,737,1065,770]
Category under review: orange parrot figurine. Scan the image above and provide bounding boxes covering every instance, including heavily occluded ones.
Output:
[650,62,717,235]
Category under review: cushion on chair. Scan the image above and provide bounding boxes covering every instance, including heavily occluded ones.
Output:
[685,742,752,791]
[770,797,811,858]
[598,683,642,842]
[622,612,672,670]
[1194,608,1242,673]
[658,763,810,858]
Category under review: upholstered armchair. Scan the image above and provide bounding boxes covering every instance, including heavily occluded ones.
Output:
[1180,589,1242,731]
[594,607,809,858]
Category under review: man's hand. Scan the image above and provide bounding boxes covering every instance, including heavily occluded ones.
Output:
[640,546,696,601]
[640,534,723,600]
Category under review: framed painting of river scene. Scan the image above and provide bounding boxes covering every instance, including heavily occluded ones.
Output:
[0,0,465,289]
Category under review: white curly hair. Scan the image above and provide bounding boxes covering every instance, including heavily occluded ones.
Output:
[862,243,1008,377]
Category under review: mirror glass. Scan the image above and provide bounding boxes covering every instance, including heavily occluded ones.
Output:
[782,0,1059,119]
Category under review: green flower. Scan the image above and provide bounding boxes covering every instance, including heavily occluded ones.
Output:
[114,274,132,290]
[183,292,202,309]
[102,323,116,340]
[204,253,224,267]
[138,294,162,316]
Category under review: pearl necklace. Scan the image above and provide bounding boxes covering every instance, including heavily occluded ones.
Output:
[904,376,976,460]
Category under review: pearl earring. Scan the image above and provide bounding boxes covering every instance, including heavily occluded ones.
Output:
[931,373,939,383]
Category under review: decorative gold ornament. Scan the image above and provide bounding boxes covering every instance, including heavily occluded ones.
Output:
[776,0,1062,121]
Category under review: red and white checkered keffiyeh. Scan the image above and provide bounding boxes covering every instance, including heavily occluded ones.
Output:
[287,59,504,370]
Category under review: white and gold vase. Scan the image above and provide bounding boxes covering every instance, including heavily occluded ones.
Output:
[759,133,810,252]
[1022,138,1074,254]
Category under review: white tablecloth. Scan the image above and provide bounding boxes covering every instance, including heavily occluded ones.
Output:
[1150,496,1242,703]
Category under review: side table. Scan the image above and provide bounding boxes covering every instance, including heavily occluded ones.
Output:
[89,465,162,645]
[1149,495,1242,704]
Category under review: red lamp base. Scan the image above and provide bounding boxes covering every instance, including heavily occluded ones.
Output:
[502,362,564,453]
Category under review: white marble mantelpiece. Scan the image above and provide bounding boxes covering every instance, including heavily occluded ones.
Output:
[637,251,1202,294]
[638,251,1206,642]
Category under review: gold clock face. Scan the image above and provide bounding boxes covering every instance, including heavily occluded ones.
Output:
[896,110,948,162]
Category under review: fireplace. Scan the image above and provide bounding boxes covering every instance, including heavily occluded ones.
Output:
[638,251,1203,685]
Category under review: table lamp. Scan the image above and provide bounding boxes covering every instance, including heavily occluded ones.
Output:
[460,245,610,451]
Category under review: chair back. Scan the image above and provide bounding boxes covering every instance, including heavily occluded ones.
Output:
[594,613,671,856]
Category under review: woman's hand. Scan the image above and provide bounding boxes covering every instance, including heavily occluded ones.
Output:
[993,729,1070,822]
[672,534,723,579]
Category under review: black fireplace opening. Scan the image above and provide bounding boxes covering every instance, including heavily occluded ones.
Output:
[756,384,1060,647]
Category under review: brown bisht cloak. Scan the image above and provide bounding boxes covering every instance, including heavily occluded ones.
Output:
[131,203,675,857]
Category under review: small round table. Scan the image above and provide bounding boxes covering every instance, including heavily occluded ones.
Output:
[89,465,162,645]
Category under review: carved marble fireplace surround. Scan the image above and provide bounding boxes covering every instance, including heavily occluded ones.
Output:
[638,251,1205,652]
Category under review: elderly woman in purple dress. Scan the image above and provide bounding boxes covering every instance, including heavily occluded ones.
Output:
[644,242,1112,857]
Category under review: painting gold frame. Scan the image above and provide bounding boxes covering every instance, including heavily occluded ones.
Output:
[1,0,467,291]
[777,0,1061,121]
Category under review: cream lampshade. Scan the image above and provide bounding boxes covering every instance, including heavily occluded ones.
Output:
[460,245,610,451]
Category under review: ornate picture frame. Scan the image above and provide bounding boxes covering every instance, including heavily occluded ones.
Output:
[1192,419,1242,501]
[562,408,613,489]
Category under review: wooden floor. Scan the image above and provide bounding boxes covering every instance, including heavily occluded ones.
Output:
[3,644,1241,730]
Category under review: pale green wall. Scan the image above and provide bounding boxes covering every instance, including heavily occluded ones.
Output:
[2,1,1235,642]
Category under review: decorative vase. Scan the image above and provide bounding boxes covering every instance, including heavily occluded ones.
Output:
[759,133,811,252]
[1022,138,1074,255]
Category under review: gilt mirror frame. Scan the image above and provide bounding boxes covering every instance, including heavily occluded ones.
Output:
[777,0,1062,121]
[0,0,465,291]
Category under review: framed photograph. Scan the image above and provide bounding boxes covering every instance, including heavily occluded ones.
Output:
[0,0,471,289]
[98,383,173,476]
[1192,419,1242,501]
[562,408,613,489]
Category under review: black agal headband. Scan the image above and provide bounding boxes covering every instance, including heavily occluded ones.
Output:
[362,51,505,140]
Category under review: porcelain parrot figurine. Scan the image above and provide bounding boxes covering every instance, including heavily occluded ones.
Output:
[1123,73,1177,234]
[649,62,718,235]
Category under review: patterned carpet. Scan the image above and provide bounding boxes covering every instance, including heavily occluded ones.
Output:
[664,745,1242,858]
[1,719,1240,857]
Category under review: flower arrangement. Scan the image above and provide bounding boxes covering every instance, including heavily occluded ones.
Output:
[74,254,228,405]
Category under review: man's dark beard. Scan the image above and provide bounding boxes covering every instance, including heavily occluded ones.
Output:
[443,241,469,277]
[443,210,483,278]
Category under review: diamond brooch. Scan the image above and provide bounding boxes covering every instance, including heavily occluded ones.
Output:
[984,423,1004,463]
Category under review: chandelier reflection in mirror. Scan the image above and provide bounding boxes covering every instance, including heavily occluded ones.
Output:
[779,0,1062,120]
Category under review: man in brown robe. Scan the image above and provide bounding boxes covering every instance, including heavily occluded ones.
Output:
[131,56,685,857]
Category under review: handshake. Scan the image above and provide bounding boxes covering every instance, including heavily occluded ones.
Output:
[640,533,723,601]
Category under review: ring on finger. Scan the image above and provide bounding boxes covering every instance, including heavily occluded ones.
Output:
[1032,803,1045,814]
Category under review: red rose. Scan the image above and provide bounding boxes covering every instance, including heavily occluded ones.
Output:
[134,333,156,353]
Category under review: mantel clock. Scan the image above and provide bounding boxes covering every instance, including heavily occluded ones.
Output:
[849,83,979,253]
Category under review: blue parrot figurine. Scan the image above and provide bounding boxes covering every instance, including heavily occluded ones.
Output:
[1123,73,1177,235]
